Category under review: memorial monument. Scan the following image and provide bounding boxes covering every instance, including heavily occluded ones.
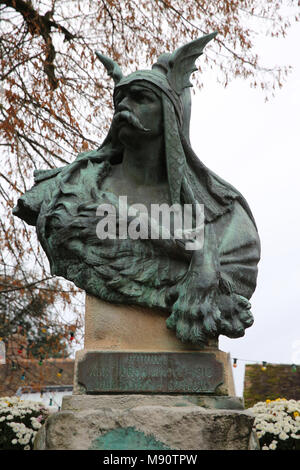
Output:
[14,32,260,450]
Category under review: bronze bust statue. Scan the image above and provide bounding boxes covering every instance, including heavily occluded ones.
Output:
[13,33,260,347]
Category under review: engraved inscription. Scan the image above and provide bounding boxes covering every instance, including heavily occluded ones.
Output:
[78,352,224,394]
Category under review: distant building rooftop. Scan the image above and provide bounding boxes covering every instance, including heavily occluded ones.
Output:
[243,363,300,408]
[0,331,75,397]
[0,357,74,397]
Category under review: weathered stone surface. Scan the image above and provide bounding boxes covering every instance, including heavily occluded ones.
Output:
[34,404,257,450]
[84,295,218,351]
[61,394,244,411]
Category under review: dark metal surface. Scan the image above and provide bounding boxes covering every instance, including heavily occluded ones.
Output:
[78,351,224,394]
[13,35,260,347]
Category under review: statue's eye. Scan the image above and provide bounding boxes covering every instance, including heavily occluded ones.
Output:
[131,88,154,103]
[114,93,123,106]
[132,91,146,102]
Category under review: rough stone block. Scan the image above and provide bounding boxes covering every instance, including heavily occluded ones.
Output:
[61,394,245,412]
[34,396,258,450]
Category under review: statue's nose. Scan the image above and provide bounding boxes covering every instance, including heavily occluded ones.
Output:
[116,96,131,112]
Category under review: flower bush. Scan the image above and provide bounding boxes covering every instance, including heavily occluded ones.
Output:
[0,396,50,450]
[249,398,300,450]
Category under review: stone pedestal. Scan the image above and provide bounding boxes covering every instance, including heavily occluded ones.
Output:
[34,394,258,450]
[84,295,218,351]
[73,296,235,396]
[34,296,257,450]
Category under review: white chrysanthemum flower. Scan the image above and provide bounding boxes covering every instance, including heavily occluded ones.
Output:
[32,420,42,430]
[278,431,289,440]
[269,442,277,450]
[0,397,51,448]
[11,439,18,445]
[265,423,275,433]
[7,422,18,429]
[255,422,264,430]
[19,435,30,445]
[249,400,300,446]
[262,445,269,450]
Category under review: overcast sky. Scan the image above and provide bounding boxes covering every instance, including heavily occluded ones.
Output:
[189,22,300,396]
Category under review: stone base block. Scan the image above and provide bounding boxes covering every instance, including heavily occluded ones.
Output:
[62,394,245,411]
[34,395,258,450]
[84,295,219,351]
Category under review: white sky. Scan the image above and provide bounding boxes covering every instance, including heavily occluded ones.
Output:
[190,22,300,396]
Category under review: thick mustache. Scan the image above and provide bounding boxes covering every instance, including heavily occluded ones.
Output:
[112,110,150,132]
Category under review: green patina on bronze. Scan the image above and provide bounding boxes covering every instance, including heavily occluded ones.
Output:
[13,33,260,346]
[89,427,171,450]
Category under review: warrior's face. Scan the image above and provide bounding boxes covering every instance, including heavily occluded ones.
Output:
[112,81,163,147]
